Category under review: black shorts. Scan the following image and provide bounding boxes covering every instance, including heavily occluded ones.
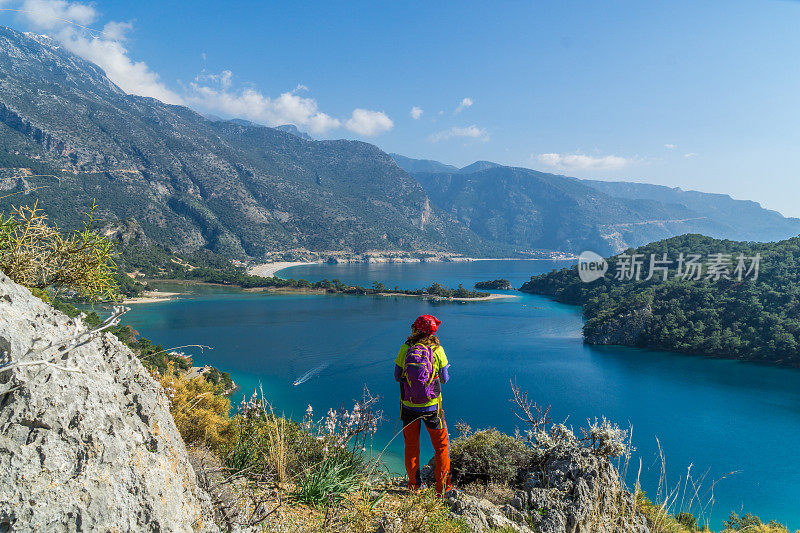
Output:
[401,405,446,430]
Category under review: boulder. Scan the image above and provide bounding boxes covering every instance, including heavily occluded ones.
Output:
[446,446,650,533]
[0,271,217,532]
[447,490,534,532]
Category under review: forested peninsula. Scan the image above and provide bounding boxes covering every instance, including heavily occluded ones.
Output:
[521,234,800,366]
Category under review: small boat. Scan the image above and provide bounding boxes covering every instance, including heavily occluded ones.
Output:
[292,362,329,386]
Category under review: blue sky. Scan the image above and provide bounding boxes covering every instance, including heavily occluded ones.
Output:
[3,0,800,216]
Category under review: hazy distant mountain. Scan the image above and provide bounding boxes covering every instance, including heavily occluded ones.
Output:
[390,154,502,175]
[274,124,314,141]
[457,160,502,174]
[413,165,731,255]
[390,153,459,174]
[0,26,495,258]
[581,180,800,243]
[220,118,314,141]
[394,150,800,252]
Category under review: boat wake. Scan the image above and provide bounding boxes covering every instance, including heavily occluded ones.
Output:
[292,362,329,386]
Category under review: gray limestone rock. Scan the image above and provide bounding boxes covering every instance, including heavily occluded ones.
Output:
[0,271,218,532]
[445,446,650,533]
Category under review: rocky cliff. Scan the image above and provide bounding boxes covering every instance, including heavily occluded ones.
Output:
[0,271,217,532]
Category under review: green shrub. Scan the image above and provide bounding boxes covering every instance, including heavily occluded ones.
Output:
[723,512,790,533]
[292,451,368,507]
[223,395,326,484]
[449,426,531,485]
[391,488,471,533]
[635,493,694,533]
[675,512,699,531]
[0,201,120,301]
[154,362,232,449]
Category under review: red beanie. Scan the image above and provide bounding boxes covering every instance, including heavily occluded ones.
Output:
[413,314,442,335]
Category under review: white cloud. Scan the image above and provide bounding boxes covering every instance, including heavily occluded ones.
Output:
[187,83,341,134]
[684,152,698,158]
[17,0,184,104]
[20,0,95,27]
[429,124,489,143]
[454,97,473,114]
[101,20,132,41]
[664,143,677,149]
[534,152,631,171]
[12,0,393,137]
[344,109,394,136]
[410,106,423,120]
[195,69,233,89]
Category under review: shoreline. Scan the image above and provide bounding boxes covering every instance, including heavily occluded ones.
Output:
[187,365,239,396]
[247,261,320,278]
[447,256,577,262]
[123,291,182,304]
[377,292,518,302]
[242,286,327,294]
[246,255,577,279]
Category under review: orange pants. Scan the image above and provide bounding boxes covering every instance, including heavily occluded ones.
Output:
[401,408,452,495]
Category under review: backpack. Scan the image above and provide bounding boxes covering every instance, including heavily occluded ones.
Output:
[401,343,439,404]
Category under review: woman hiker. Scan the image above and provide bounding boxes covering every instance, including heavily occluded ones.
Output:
[394,314,452,495]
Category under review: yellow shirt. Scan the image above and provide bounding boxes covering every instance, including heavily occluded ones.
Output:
[395,343,448,408]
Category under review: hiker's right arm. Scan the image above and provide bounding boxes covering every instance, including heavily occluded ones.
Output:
[394,345,406,382]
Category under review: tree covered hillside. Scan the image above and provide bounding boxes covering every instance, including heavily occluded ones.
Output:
[520,234,800,365]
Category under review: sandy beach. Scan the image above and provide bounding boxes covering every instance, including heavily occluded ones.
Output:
[123,291,181,304]
[247,261,320,278]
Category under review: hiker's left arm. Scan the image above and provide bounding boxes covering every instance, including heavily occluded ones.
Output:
[439,364,450,384]
[437,347,450,384]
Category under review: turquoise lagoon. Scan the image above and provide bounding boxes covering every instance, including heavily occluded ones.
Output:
[123,260,800,528]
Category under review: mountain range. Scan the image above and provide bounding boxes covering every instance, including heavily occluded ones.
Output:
[0,25,798,264]
[0,27,495,259]
[393,156,800,255]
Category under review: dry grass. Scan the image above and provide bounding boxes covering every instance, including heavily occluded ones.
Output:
[214,478,468,533]
[461,480,515,506]
[266,412,288,484]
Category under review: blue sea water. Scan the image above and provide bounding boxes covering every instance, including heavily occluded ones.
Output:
[123,260,800,529]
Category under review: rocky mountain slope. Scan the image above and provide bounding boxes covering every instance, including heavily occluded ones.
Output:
[388,153,459,174]
[0,26,497,259]
[582,179,800,243]
[0,271,216,531]
[412,165,730,255]
[393,155,800,254]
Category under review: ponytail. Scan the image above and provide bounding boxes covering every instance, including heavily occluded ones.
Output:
[406,330,440,347]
